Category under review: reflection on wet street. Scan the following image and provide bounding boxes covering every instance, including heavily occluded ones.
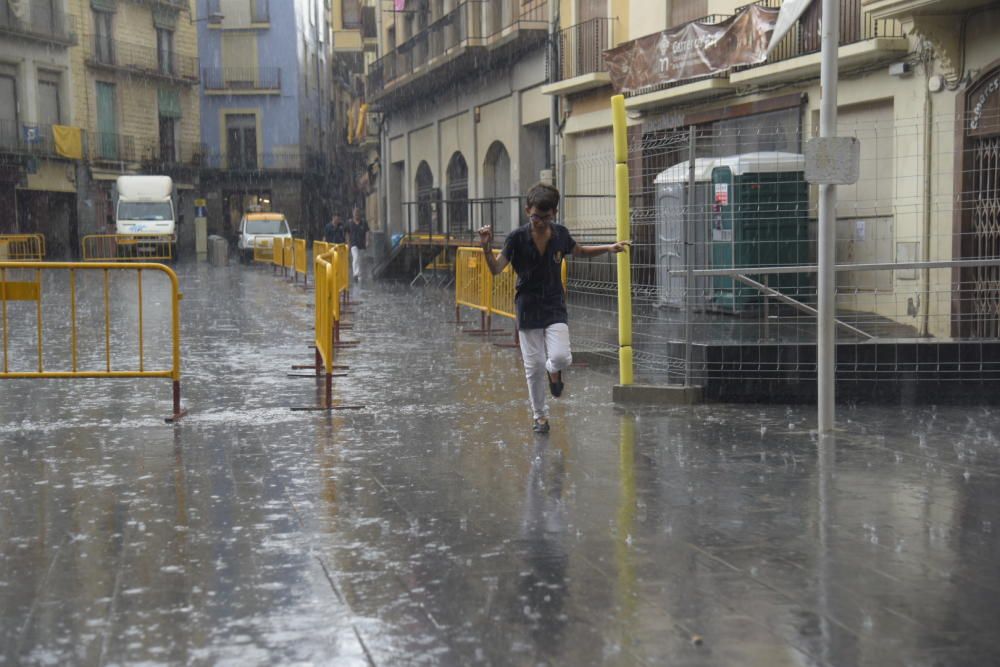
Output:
[2,261,999,665]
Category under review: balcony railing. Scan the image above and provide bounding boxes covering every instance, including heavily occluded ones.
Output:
[201,151,304,171]
[739,0,902,69]
[128,0,190,9]
[0,6,77,45]
[141,140,206,167]
[368,0,547,94]
[553,17,615,82]
[87,38,199,82]
[0,121,70,158]
[202,67,281,91]
[90,132,138,163]
[207,0,270,25]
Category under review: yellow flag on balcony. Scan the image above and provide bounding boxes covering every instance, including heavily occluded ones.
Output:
[355,103,368,143]
[53,125,83,160]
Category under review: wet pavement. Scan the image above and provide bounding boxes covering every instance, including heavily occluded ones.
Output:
[2,260,1000,666]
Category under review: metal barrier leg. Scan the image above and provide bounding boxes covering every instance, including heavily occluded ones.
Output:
[165,380,188,423]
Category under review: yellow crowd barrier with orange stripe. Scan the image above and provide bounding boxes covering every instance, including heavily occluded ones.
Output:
[0,234,46,261]
[82,234,174,262]
[454,246,567,332]
[0,261,186,421]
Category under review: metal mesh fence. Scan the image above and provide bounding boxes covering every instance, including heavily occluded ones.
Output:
[561,106,1000,391]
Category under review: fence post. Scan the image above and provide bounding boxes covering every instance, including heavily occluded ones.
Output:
[612,94,633,386]
[685,126,696,387]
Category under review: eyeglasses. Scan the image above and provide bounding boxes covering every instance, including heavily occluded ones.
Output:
[529,212,555,223]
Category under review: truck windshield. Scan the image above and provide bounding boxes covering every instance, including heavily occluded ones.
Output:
[245,220,289,235]
[118,202,173,221]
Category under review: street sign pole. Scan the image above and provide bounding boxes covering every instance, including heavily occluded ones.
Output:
[817,0,839,433]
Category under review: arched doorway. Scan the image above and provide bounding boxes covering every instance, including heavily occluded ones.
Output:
[415,160,434,233]
[957,62,1000,337]
[446,152,468,235]
[483,141,511,233]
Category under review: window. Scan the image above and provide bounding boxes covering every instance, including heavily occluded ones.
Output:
[0,75,18,148]
[157,28,175,76]
[38,78,61,127]
[222,32,257,87]
[94,10,114,65]
[669,0,708,26]
[159,116,177,162]
[343,0,361,28]
[32,0,58,34]
[226,114,257,169]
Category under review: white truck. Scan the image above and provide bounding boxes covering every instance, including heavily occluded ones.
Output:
[115,175,176,257]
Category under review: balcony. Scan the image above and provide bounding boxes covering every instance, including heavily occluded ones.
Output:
[86,38,199,84]
[0,121,69,159]
[127,0,190,9]
[0,7,77,46]
[862,0,997,20]
[207,0,270,27]
[202,67,281,94]
[141,140,206,167]
[201,151,304,172]
[89,132,138,164]
[368,0,547,108]
[541,17,616,97]
[728,0,907,86]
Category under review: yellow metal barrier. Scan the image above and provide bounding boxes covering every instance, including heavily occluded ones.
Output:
[334,243,349,297]
[253,237,275,262]
[82,234,174,262]
[293,238,308,284]
[0,234,46,261]
[272,237,285,272]
[312,246,347,408]
[455,246,568,332]
[282,237,294,273]
[0,261,186,421]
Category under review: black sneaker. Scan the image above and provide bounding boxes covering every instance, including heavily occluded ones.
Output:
[532,418,550,434]
[547,371,564,398]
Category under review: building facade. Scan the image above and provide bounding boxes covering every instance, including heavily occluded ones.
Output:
[197,0,335,242]
[543,0,1000,340]
[0,0,79,257]
[69,0,201,253]
[367,0,553,256]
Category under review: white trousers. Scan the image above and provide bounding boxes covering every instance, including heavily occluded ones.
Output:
[518,323,572,420]
[351,246,362,279]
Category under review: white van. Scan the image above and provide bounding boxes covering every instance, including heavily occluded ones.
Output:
[237,212,291,263]
[116,175,176,255]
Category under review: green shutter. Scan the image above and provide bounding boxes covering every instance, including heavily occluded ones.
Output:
[158,88,182,119]
[153,6,178,30]
[91,0,116,12]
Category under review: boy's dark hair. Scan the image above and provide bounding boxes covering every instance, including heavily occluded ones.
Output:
[526,182,560,211]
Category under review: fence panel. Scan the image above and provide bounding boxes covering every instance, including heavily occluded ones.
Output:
[82,234,173,262]
[0,234,45,261]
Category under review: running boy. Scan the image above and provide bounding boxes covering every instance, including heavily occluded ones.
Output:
[479,183,629,433]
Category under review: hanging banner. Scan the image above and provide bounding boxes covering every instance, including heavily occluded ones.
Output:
[394,0,406,11]
[603,5,780,95]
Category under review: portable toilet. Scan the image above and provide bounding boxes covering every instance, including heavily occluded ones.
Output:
[709,152,810,314]
[654,158,719,310]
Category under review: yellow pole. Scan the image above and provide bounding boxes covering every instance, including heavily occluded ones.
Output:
[612,94,634,385]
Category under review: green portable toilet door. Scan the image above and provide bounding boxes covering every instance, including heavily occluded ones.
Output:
[96,82,117,160]
[710,167,736,313]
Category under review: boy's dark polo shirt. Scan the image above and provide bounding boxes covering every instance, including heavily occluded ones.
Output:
[501,222,576,330]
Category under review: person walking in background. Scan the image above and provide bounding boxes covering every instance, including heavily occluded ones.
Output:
[479,183,629,434]
[323,214,346,244]
[347,206,370,281]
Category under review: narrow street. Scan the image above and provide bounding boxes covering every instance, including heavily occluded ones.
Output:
[1,261,999,665]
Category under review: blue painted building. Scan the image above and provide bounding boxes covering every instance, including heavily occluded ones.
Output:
[197,0,335,240]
